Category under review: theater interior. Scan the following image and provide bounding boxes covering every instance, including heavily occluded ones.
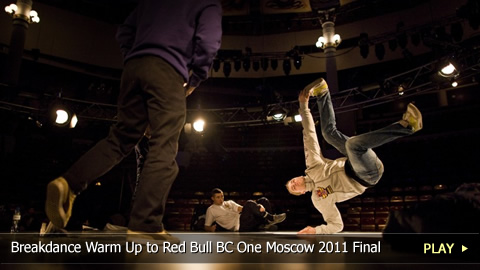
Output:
[0,0,479,269]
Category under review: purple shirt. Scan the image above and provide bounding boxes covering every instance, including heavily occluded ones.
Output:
[116,0,222,88]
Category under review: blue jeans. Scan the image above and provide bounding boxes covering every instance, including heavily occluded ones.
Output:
[317,93,414,185]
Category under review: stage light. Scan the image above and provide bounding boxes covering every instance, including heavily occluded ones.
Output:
[49,98,78,128]
[223,61,231,77]
[282,59,291,75]
[375,43,385,61]
[438,63,458,78]
[397,32,408,49]
[261,58,269,71]
[252,60,260,71]
[269,107,287,121]
[70,114,78,128]
[212,59,220,72]
[271,59,278,70]
[411,32,421,46]
[358,33,369,58]
[243,58,251,72]
[55,109,69,125]
[293,55,302,70]
[451,81,458,87]
[294,114,302,122]
[234,59,241,71]
[388,39,398,51]
[193,119,205,132]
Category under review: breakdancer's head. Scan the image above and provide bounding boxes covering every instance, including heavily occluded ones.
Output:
[286,176,307,196]
[211,188,225,205]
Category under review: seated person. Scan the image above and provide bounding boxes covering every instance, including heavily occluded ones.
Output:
[204,188,286,232]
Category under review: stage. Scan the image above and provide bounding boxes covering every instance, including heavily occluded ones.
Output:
[1,230,478,269]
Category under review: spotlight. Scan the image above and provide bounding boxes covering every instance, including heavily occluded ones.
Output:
[184,119,206,134]
[268,106,287,121]
[49,102,78,128]
[261,58,269,71]
[388,39,398,51]
[243,58,251,72]
[234,59,241,72]
[223,61,232,77]
[282,59,291,75]
[397,32,408,49]
[358,33,369,59]
[411,32,421,46]
[252,60,260,71]
[451,81,458,87]
[70,114,78,128]
[212,59,220,72]
[271,59,278,70]
[294,114,302,122]
[293,55,302,70]
[193,119,205,133]
[438,62,459,78]
[375,43,385,61]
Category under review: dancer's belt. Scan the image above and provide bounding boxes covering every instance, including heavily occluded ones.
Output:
[344,159,375,188]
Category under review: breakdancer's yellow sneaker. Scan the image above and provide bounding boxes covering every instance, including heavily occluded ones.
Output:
[402,103,423,132]
[304,77,329,97]
[45,177,76,228]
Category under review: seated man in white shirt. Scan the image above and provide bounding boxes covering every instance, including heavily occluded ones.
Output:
[204,188,286,232]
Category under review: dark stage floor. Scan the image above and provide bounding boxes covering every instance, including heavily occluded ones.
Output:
[1,231,478,270]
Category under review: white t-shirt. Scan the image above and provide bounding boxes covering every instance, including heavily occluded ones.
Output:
[204,200,241,231]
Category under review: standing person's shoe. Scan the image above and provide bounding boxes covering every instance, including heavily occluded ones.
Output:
[127,229,180,244]
[268,213,287,225]
[402,103,423,132]
[304,78,329,97]
[45,177,76,228]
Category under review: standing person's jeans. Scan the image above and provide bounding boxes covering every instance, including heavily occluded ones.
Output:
[317,93,413,186]
[64,56,186,232]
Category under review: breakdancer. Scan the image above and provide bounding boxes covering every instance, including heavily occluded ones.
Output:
[286,78,423,234]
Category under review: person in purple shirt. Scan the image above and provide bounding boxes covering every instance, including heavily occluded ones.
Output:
[45,0,222,243]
